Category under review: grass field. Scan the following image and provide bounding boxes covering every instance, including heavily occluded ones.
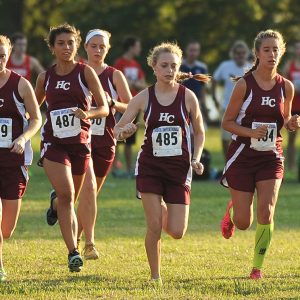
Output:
[1,128,300,299]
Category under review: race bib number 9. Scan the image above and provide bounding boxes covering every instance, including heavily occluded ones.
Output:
[50,107,81,139]
[152,126,182,157]
[0,118,12,148]
[250,122,277,151]
[90,107,106,136]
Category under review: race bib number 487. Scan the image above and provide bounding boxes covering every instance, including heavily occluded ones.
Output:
[250,122,277,151]
[152,126,182,157]
[50,107,81,139]
[0,118,12,148]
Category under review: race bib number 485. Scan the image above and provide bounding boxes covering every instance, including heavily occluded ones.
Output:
[0,118,12,148]
[50,107,81,139]
[250,122,277,151]
[152,126,182,157]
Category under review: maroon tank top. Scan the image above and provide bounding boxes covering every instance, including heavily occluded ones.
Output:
[233,72,285,153]
[41,63,92,144]
[135,84,192,186]
[91,66,117,148]
[0,71,33,166]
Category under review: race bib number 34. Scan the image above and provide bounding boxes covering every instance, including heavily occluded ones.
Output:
[152,126,182,157]
[0,118,12,148]
[50,107,81,139]
[250,122,277,151]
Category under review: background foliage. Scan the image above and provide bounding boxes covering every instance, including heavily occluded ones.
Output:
[1,0,300,78]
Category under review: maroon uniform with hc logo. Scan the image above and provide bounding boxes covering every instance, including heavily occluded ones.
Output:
[0,71,32,199]
[221,72,285,193]
[90,65,117,178]
[40,63,92,175]
[136,84,192,205]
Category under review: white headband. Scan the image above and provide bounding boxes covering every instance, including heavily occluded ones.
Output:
[85,30,109,44]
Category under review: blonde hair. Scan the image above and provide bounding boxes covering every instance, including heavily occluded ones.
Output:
[234,29,286,81]
[0,35,12,54]
[147,42,210,83]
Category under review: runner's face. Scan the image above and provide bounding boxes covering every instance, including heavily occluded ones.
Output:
[0,45,9,72]
[131,41,141,57]
[52,33,77,62]
[232,46,248,66]
[294,42,300,58]
[186,43,200,62]
[153,52,180,84]
[14,38,27,55]
[85,35,109,64]
[256,38,282,69]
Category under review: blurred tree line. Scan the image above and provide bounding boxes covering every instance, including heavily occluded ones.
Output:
[1,0,300,79]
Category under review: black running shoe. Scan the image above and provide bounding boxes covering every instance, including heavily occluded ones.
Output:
[46,190,58,226]
[68,249,83,272]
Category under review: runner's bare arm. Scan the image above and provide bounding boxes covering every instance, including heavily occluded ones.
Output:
[222,78,267,139]
[83,65,109,119]
[11,78,42,153]
[35,71,46,106]
[112,70,132,113]
[186,89,205,162]
[284,79,300,130]
[114,89,147,140]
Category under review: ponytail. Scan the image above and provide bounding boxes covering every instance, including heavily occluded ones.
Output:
[177,71,211,83]
[232,58,259,82]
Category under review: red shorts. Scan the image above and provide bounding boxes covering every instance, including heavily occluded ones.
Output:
[91,146,115,178]
[40,142,90,175]
[221,141,284,193]
[136,175,190,205]
[0,166,28,200]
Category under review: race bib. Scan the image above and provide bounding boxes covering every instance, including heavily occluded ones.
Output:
[250,122,277,151]
[90,107,106,136]
[50,107,81,138]
[152,126,182,157]
[0,118,12,148]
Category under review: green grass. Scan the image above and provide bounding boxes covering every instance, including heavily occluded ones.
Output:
[1,128,300,299]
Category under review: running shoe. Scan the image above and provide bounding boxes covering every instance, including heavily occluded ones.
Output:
[0,268,6,282]
[250,268,262,279]
[46,190,58,226]
[150,277,163,288]
[136,190,142,200]
[83,243,99,260]
[221,200,235,239]
[68,250,83,272]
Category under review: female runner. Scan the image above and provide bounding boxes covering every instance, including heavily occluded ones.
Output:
[220,30,300,279]
[0,35,42,281]
[35,24,109,272]
[76,29,132,259]
[114,42,209,285]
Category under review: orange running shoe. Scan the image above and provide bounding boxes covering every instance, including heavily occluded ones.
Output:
[221,200,235,239]
[250,268,262,279]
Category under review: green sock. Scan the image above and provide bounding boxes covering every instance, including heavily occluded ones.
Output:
[253,223,274,269]
[229,207,234,224]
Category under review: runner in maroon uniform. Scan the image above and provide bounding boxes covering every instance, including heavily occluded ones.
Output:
[114,42,209,285]
[35,24,109,272]
[220,30,300,279]
[76,29,131,259]
[0,35,41,281]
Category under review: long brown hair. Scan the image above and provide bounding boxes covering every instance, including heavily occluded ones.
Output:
[233,29,286,82]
